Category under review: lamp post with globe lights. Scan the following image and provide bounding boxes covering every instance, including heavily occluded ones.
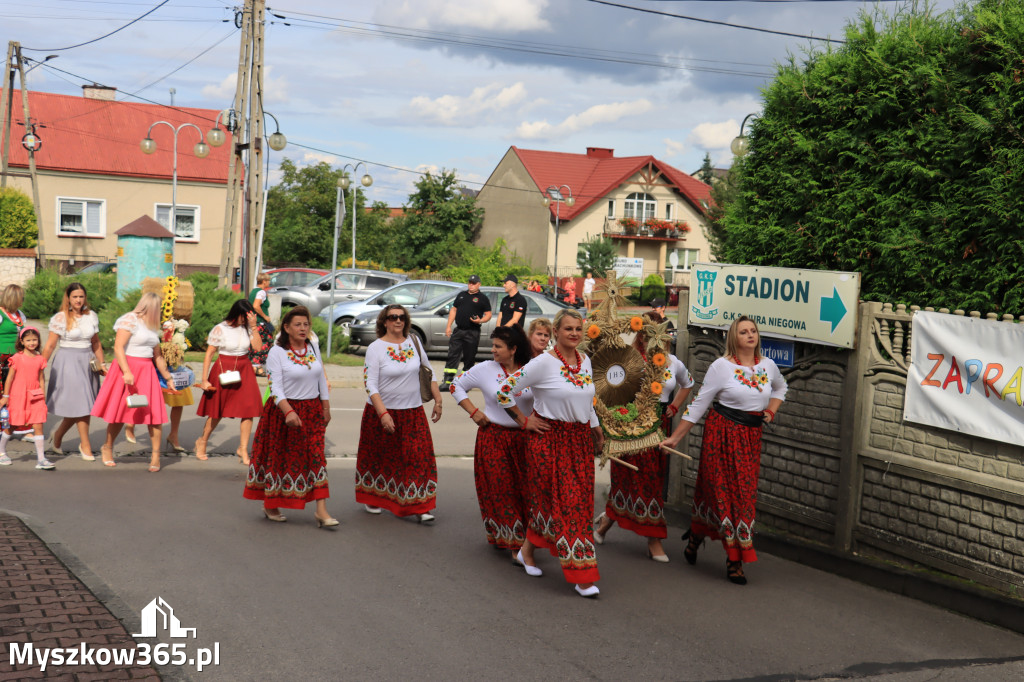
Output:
[731,113,758,158]
[543,184,575,284]
[140,121,210,273]
[326,163,373,353]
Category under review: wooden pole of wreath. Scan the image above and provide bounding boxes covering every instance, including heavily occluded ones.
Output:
[609,456,639,471]
[659,445,694,461]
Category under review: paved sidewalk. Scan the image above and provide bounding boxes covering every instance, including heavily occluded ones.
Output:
[0,515,160,681]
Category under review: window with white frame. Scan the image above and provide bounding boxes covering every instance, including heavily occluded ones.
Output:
[607,200,615,218]
[623,192,656,220]
[665,203,674,220]
[57,198,104,237]
[666,248,700,271]
[155,204,200,241]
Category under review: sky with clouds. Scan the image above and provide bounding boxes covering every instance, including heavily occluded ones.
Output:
[7,0,960,205]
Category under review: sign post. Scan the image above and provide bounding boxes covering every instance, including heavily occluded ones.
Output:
[688,263,861,348]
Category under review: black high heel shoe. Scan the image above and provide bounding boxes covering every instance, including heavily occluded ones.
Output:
[726,560,747,585]
[681,530,703,566]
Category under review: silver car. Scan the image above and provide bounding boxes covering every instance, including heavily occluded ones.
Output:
[274,268,407,317]
[349,286,571,356]
[319,279,464,331]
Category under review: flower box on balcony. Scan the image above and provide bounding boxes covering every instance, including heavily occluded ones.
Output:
[618,217,639,235]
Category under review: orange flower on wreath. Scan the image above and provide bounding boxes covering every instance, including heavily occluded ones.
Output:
[629,316,644,332]
[650,381,663,395]
[652,352,667,367]
[587,324,601,339]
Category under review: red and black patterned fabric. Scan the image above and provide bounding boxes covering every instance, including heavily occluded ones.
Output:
[355,404,437,516]
[523,418,600,584]
[244,398,329,509]
[197,354,263,419]
[474,422,527,550]
[606,446,668,539]
[689,409,763,563]
[249,322,273,368]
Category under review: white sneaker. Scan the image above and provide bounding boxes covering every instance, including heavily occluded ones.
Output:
[0,453,11,466]
[363,504,382,515]
[418,512,435,523]
[35,459,56,470]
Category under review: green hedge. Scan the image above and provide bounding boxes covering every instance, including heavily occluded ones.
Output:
[23,270,118,319]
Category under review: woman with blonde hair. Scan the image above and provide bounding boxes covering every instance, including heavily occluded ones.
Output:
[526,317,551,358]
[660,315,787,585]
[42,283,105,460]
[497,308,604,598]
[0,284,27,388]
[91,292,175,471]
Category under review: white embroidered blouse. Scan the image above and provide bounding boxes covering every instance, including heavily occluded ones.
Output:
[681,356,787,424]
[363,337,438,410]
[266,344,329,405]
[206,322,253,355]
[113,313,160,358]
[496,352,598,427]
[657,354,695,403]
[48,311,99,349]
[451,360,534,428]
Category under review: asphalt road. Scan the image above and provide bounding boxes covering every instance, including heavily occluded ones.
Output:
[2,389,1024,680]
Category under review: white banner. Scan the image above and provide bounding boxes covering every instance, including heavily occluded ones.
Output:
[904,311,1024,444]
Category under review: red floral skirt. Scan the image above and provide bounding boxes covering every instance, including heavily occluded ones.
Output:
[690,409,763,563]
[355,404,436,516]
[197,355,263,419]
[474,423,527,550]
[523,418,599,584]
[244,398,329,509]
[606,446,667,539]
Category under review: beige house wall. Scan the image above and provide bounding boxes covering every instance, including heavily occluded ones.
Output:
[476,150,550,270]
[8,170,228,268]
[477,154,713,285]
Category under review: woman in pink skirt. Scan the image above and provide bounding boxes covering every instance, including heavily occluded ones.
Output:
[91,292,175,471]
[194,299,264,464]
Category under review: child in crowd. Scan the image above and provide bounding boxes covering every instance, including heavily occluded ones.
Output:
[0,327,54,469]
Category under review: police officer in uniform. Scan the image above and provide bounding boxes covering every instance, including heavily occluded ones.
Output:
[498,274,527,327]
[442,275,492,389]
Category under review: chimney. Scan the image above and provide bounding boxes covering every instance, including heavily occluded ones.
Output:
[586,147,614,158]
[82,84,117,101]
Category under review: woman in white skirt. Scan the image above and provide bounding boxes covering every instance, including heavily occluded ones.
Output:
[41,283,105,460]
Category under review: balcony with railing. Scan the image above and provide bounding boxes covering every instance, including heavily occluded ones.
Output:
[602,216,690,241]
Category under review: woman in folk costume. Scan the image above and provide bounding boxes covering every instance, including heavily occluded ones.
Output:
[660,315,787,585]
[244,306,336,527]
[450,325,533,558]
[594,311,693,562]
[497,308,604,598]
[356,304,443,522]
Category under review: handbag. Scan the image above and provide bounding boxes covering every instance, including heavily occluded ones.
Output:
[218,356,242,386]
[89,357,103,373]
[29,388,43,400]
[409,334,434,403]
[126,393,149,408]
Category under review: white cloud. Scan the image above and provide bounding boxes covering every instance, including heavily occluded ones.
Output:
[516,100,653,140]
[201,73,235,101]
[404,82,527,126]
[687,120,740,151]
[303,151,337,165]
[200,67,289,105]
[376,0,550,32]
[663,137,685,158]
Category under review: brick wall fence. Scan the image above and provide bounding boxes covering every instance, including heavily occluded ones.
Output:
[669,298,1024,599]
[0,248,37,288]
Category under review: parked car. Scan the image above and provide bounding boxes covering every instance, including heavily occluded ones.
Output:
[264,267,328,288]
[349,286,571,356]
[275,268,407,317]
[319,279,464,331]
[76,261,117,274]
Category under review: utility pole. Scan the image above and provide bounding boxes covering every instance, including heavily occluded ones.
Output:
[0,41,45,259]
[217,4,253,290]
[245,0,266,293]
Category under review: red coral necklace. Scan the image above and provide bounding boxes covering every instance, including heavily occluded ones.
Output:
[554,347,581,374]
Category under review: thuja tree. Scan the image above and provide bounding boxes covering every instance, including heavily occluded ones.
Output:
[715,0,1024,313]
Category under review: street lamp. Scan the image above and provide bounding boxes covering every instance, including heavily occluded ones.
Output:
[140,121,210,273]
[327,163,373,353]
[542,184,575,281]
[731,113,758,157]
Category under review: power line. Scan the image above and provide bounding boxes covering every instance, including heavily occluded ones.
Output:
[21,0,172,52]
[584,0,846,44]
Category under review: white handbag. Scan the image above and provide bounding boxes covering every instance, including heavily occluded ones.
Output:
[218,370,242,386]
[126,394,149,408]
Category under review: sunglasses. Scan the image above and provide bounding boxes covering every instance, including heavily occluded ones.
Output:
[385,314,406,322]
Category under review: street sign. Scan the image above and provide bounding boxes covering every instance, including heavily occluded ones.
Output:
[760,338,795,367]
[612,257,644,282]
[688,263,860,348]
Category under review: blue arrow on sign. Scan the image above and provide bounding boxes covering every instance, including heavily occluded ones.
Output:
[819,286,847,333]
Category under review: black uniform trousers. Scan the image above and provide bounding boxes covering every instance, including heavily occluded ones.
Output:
[443,326,481,382]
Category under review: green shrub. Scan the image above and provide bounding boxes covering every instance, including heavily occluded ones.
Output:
[642,273,666,304]
[97,289,141,350]
[0,187,37,248]
[24,270,118,319]
[185,286,241,352]
[311,317,350,357]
